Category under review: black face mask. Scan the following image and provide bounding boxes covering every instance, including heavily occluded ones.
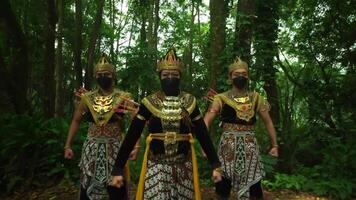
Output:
[96,76,113,90]
[233,76,248,89]
[161,77,180,96]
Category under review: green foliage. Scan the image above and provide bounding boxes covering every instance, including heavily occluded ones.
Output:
[263,170,355,200]
[1,0,355,199]
[263,173,309,191]
[0,114,86,192]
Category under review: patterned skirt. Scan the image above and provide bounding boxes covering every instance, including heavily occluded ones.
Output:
[218,131,264,200]
[143,153,194,200]
[79,136,121,200]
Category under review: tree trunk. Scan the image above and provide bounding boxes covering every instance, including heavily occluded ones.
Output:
[43,0,57,118]
[55,0,64,117]
[147,0,159,69]
[0,0,30,114]
[234,0,256,64]
[74,0,83,88]
[209,0,228,90]
[147,0,154,48]
[110,0,115,60]
[254,0,280,126]
[0,49,14,113]
[139,0,148,45]
[184,0,195,83]
[85,0,105,89]
[152,0,160,51]
[209,0,228,142]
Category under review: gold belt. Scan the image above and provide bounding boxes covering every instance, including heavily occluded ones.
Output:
[135,133,201,200]
[223,123,254,132]
[151,132,192,143]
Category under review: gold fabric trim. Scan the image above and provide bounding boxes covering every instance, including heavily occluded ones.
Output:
[136,114,146,121]
[192,114,202,121]
[256,93,271,112]
[215,91,259,122]
[81,89,132,125]
[212,95,223,111]
[141,92,196,120]
[135,133,201,200]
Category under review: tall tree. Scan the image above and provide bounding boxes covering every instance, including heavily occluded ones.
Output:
[183,0,195,85]
[146,0,160,50]
[147,0,160,69]
[0,0,30,114]
[234,0,256,64]
[209,0,228,90]
[110,0,115,58]
[84,0,105,89]
[55,0,64,117]
[139,0,148,45]
[43,0,57,117]
[74,0,83,88]
[254,0,280,126]
[152,0,160,52]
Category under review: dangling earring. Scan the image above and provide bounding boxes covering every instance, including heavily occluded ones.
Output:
[226,79,232,85]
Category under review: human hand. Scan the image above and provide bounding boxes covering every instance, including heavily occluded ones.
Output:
[128,147,139,160]
[64,148,74,159]
[111,176,125,188]
[212,169,222,183]
[269,146,279,157]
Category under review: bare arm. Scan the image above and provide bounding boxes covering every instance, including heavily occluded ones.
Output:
[259,110,278,157]
[203,99,221,131]
[201,99,221,157]
[64,101,86,150]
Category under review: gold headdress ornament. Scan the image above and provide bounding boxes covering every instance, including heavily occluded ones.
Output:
[94,53,115,75]
[228,57,248,75]
[156,48,183,73]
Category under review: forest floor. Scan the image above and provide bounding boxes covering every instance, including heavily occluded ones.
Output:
[3,182,333,200]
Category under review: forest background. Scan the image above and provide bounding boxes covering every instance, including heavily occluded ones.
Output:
[0,0,355,199]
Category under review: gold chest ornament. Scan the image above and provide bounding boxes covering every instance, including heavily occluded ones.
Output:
[89,94,117,123]
[233,95,254,121]
[92,95,114,116]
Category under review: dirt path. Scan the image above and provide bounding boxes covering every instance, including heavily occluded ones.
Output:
[3,184,332,200]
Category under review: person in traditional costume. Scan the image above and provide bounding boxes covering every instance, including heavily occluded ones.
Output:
[64,55,138,200]
[110,48,222,200]
[204,57,278,200]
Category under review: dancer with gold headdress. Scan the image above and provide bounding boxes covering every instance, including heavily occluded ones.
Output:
[64,55,138,200]
[204,57,278,200]
[111,48,222,200]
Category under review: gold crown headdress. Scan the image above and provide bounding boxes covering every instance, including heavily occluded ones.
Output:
[94,54,115,75]
[228,57,248,75]
[156,48,183,73]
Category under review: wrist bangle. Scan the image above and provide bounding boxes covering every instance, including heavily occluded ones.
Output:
[134,145,141,149]
[272,144,279,148]
[213,167,222,173]
[64,146,71,150]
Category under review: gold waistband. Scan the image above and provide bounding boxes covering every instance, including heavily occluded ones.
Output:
[149,132,191,143]
[223,123,254,132]
[135,133,201,200]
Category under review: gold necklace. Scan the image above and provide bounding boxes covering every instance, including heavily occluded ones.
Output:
[230,90,249,103]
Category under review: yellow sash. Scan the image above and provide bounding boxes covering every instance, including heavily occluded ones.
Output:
[135,133,201,200]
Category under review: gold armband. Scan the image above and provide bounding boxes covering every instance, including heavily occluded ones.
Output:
[136,114,146,121]
[192,114,202,121]
[213,167,223,173]
[64,145,71,150]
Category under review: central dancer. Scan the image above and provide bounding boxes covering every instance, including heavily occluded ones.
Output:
[111,48,222,200]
